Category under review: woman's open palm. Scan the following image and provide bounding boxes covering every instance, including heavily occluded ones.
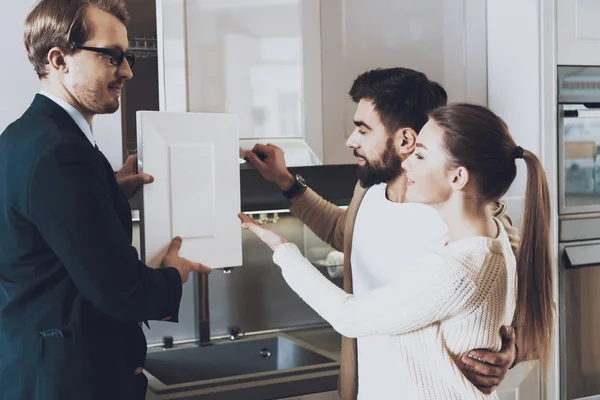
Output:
[238,213,288,251]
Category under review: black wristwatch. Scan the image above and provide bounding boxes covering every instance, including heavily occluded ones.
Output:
[282,174,307,199]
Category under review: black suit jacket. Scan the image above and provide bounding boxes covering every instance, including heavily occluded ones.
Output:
[0,94,183,400]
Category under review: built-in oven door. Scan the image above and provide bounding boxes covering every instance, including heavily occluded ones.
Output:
[560,238,600,399]
[559,104,600,215]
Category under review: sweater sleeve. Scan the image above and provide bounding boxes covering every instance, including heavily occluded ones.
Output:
[273,243,477,337]
[491,200,520,257]
[289,187,349,252]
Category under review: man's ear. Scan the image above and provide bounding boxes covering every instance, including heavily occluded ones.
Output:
[47,47,69,74]
[450,166,470,191]
[397,128,418,156]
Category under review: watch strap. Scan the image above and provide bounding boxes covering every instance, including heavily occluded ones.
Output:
[282,175,307,199]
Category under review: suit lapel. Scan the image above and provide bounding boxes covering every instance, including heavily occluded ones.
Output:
[29,94,133,236]
[29,94,95,151]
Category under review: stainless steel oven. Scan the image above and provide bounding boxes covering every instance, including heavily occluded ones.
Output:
[558,67,600,215]
[559,66,600,400]
[560,217,600,400]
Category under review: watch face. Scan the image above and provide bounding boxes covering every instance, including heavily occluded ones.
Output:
[296,174,307,187]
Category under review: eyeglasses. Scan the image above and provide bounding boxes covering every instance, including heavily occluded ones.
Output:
[76,46,136,69]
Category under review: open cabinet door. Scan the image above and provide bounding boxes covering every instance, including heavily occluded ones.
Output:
[156,0,324,166]
[137,111,242,271]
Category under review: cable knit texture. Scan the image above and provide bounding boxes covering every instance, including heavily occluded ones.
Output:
[272,218,516,399]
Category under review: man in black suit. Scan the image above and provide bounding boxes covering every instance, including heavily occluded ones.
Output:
[0,1,211,399]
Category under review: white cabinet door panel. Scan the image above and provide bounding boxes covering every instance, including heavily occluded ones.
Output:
[558,0,600,65]
[137,111,242,270]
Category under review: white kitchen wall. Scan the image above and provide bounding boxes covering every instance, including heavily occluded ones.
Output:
[487,0,542,230]
[92,106,123,170]
[487,0,559,399]
[541,1,560,397]
[0,1,39,133]
[1,1,124,170]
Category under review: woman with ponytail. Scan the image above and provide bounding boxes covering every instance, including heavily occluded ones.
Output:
[239,103,553,399]
[431,105,554,370]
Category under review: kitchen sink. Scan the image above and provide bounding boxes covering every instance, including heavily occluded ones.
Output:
[144,334,339,395]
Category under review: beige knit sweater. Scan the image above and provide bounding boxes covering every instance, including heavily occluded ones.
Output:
[272,218,516,399]
[290,184,519,399]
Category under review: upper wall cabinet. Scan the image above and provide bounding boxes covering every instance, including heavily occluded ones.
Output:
[320,0,487,164]
[156,0,323,166]
[156,0,487,166]
[558,0,600,66]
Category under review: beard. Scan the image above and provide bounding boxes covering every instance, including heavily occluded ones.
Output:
[73,81,121,115]
[356,136,403,188]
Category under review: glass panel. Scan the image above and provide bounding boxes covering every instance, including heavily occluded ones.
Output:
[563,265,600,399]
[558,66,600,104]
[562,105,600,209]
[185,0,303,139]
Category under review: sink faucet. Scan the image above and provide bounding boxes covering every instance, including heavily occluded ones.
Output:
[229,326,243,341]
[197,273,211,346]
[198,268,236,346]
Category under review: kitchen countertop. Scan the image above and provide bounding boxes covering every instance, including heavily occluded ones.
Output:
[286,327,342,359]
[144,327,341,400]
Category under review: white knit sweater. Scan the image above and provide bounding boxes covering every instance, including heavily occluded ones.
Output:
[272,218,517,399]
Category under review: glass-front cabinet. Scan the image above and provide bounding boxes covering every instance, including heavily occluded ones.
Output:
[155,0,489,166]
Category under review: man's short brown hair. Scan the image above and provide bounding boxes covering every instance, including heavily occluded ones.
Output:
[24,0,130,79]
